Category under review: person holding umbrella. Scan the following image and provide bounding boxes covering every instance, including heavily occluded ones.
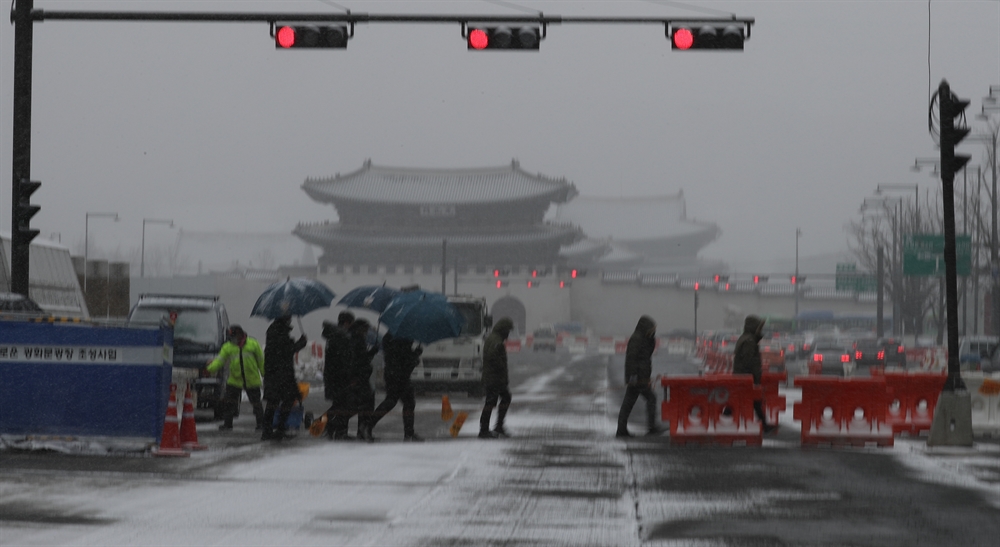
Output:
[365,331,424,442]
[479,317,515,439]
[321,311,355,440]
[261,315,308,441]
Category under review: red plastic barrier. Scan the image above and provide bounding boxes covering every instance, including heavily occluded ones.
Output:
[660,375,764,446]
[504,339,521,353]
[614,340,628,354]
[875,370,947,436]
[760,370,788,425]
[793,376,893,447]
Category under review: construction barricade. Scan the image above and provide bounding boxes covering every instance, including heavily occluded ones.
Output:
[598,337,615,355]
[760,370,788,425]
[504,338,522,353]
[965,373,1000,435]
[661,375,764,446]
[870,369,947,436]
[793,376,894,447]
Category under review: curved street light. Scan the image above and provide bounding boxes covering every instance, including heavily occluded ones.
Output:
[141,218,175,278]
[84,212,120,292]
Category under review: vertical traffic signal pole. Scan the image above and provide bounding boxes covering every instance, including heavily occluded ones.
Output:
[928,79,973,447]
[10,0,34,296]
[938,80,969,392]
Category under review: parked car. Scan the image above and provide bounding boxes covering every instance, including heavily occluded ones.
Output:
[127,294,230,418]
[806,338,853,376]
[532,327,557,352]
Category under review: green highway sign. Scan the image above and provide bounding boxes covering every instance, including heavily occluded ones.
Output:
[903,234,971,276]
[835,263,878,293]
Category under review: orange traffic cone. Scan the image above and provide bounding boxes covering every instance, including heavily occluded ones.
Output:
[441,395,454,422]
[155,384,190,457]
[448,411,469,438]
[179,383,207,451]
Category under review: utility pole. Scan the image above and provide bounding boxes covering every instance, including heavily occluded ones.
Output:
[10,0,35,296]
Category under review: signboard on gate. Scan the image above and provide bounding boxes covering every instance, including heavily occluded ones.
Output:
[903,234,971,276]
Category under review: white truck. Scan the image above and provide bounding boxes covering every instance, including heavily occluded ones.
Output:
[409,295,491,397]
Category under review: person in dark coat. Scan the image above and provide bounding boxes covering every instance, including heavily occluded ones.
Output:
[346,319,380,442]
[733,314,776,433]
[261,315,308,441]
[616,315,663,438]
[366,332,424,441]
[321,311,354,440]
[479,317,515,439]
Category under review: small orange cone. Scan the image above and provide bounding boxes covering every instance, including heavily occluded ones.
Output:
[448,411,469,438]
[155,384,190,457]
[179,382,207,451]
[441,395,454,422]
[309,412,329,437]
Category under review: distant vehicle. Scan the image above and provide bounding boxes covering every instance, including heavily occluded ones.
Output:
[758,339,786,373]
[852,337,884,369]
[806,338,852,376]
[879,337,907,368]
[959,336,999,372]
[127,294,230,417]
[532,327,557,352]
[408,295,491,398]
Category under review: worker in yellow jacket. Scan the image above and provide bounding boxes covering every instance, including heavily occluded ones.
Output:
[207,325,265,431]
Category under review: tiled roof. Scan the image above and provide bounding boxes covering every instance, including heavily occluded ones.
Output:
[546,193,719,245]
[303,160,577,205]
[294,222,581,247]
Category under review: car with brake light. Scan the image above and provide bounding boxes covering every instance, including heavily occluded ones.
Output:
[852,337,884,369]
[879,337,907,368]
[806,338,853,376]
[758,339,786,373]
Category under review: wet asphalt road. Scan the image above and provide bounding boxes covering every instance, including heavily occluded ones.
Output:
[2,348,998,546]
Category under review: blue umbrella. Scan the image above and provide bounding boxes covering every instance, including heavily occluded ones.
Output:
[337,285,401,313]
[251,278,337,319]
[379,290,465,344]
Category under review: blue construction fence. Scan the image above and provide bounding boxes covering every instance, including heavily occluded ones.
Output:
[0,319,173,443]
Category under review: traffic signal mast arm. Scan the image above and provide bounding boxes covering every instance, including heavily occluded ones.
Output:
[31,9,753,50]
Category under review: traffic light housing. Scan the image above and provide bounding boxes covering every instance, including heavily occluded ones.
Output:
[669,23,745,50]
[15,179,41,244]
[939,85,971,178]
[753,275,768,284]
[275,24,350,49]
[791,275,807,284]
[467,25,541,50]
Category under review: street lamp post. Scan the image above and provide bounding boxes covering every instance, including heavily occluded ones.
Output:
[141,218,175,278]
[84,212,119,292]
[794,228,801,327]
[976,100,999,336]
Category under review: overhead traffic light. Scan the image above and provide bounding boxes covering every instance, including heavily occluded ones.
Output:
[753,275,768,284]
[467,25,541,50]
[713,274,729,284]
[275,24,350,49]
[791,275,807,284]
[15,179,41,245]
[669,23,745,50]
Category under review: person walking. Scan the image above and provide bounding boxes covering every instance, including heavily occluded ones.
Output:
[479,317,515,439]
[261,315,308,441]
[347,319,380,442]
[206,325,265,432]
[321,311,355,440]
[733,314,777,434]
[366,332,424,441]
[616,315,663,438]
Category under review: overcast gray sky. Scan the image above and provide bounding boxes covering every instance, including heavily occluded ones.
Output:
[1,0,998,271]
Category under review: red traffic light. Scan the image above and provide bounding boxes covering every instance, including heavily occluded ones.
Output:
[753,275,760,284]
[672,27,694,50]
[494,269,500,278]
[469,28,489,50]
[571,269,578,278]
[694,282,700,291]
[713,275,720,283]
[559,280,566,288]
[276,26,296,48]
[495,280,503,288]
[532,270,538,278]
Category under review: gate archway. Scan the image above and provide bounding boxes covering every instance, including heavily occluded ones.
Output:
[491,296,526,336]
